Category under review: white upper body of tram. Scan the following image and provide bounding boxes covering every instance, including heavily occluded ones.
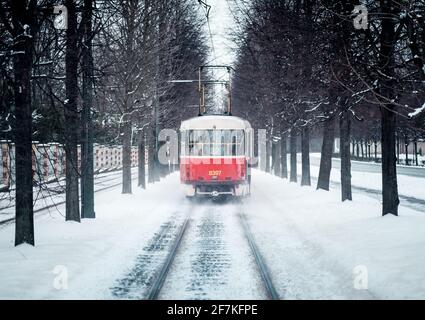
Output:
[180,115,253,198]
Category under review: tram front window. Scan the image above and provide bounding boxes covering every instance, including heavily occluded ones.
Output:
[183,130,245,157]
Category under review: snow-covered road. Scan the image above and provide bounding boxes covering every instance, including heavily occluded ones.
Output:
[298,155,425,212]
[245,171,425,299]
[0,167,424,299]
[159,202,267,300]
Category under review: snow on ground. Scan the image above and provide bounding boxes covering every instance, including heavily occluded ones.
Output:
[0,173,186,299]
[0,165,425,299]
[159,202,267,300]
[354,154,425,166]
[244,171,425,299]
[308,154,425,201]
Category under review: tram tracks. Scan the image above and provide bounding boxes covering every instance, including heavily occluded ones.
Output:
[143,202,280,300]
[239,211,280,300]
[146,217,191,300]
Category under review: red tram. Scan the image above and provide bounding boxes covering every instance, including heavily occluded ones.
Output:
[180,115,253,198]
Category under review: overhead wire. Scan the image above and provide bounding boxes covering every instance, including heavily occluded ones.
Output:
[197,0,217,62]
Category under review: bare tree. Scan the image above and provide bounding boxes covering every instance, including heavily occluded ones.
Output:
[4,0,39,245]
[379,0,400,215]
[81,0,95,218]
[64,0,80,222]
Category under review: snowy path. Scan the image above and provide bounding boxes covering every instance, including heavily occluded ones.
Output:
[159,202,267,300]
[296,155,425,211]
[309,154,425,178]
[1,169,425,299]
[307,174,425,212]
[245,171,425,299]
[0,173,184,299]
[244,185,374,299]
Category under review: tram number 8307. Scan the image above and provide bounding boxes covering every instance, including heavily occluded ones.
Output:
[180,115,253,198]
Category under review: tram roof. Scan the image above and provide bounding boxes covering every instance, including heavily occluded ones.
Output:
[180,115,252,131]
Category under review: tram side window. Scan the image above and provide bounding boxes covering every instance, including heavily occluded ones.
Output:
[194,131,203,156]
[187,130,204,156]
[225,130,244,156]
[218,130,245,157]
[187,131,193,156]
[203,131,211,156]
[181,131,187,156]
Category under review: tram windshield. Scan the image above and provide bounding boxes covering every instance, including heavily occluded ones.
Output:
[182,130,245,157]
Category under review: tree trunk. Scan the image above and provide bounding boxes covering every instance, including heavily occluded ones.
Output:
[258,129,266,171]
[367,141,371,161]
[281,133,288,179]
[374,140,378,162]
[65,0,80,223]
[81,0,95,219]
[138,129,146,189]
[274,140,281,177]
[301,127,311,186]
[290,131,297,182]
[379,0,400,216]
[381,109,399,215]
[317,117,335,190]
[271,141,275,174]
[414,140,418,166]
[122,123,132,194]
[153,18,161,183]
[148,124,156,183]
[154,144,161,182]
[405,138,409,165]
[366,141,369,159]
[266,135,271,173]
[12,1,36,245]
[159,141,168,178]
[340,110,352,201]
[396,133,400,164]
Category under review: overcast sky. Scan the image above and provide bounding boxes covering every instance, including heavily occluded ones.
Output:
[202,0,237,67]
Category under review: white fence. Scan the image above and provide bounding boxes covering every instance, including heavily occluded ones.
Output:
[0,141,138,191]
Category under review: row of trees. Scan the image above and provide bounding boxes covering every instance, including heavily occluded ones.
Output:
[0,0,207,246]
[231,0,425,214]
